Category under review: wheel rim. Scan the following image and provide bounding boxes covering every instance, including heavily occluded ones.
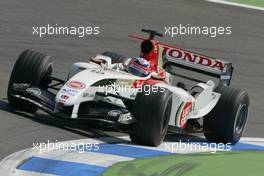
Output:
[234,104,248,138]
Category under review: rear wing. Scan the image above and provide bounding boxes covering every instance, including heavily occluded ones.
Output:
[159,44,233,86]
[128,34,233,86]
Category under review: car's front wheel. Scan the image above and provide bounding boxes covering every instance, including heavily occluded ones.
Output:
[129,86,172,146]
[7,49,53,113]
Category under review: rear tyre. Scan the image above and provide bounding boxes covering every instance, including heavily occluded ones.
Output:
[129,86,172,146]
[101,51,129,64]
[203,84,249,144]
[7,50,53,113]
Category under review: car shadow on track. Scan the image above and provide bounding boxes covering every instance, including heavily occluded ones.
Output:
[0,99,207,146]
[0,99,128,144]
[165,133,207,143]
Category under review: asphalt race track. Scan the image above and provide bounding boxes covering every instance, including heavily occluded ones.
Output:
[0,0,263,159]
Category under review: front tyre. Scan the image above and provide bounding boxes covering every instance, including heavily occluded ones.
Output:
[7,50,53,113]
[129,86,172,146]
[203,85,249,144]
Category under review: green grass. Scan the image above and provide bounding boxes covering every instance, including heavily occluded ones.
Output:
[101,151,264,176]
[227,0,264,7]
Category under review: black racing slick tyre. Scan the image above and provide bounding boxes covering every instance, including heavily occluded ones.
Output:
[7,50,53,113]
[129,86,172,146]
[203,84,249,144]
[101,51,129,64]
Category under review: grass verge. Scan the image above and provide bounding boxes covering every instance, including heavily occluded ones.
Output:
[227,0,264,7]
[101,151,264,176]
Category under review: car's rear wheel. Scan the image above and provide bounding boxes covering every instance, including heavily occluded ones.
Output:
[203,84,249,144]
[7,49,53,113]
[129,86,172,146]
[101,51,130,64]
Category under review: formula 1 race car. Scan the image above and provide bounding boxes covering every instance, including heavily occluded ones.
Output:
[7,29,249,146]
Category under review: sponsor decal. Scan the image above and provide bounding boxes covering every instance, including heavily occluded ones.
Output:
[176,101,192,128]
[61,95,69,100]
[26,88,41,96]
[66,81,86,89]
[108,110,122,117]
[132,80,144,88]
[61,88,79,96]
[162,46,224,71]
[118,112,135,124]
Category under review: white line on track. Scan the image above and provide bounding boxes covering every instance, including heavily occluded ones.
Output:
[207,0,264,11]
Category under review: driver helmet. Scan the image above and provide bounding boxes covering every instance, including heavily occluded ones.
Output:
[127,57,151,77]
